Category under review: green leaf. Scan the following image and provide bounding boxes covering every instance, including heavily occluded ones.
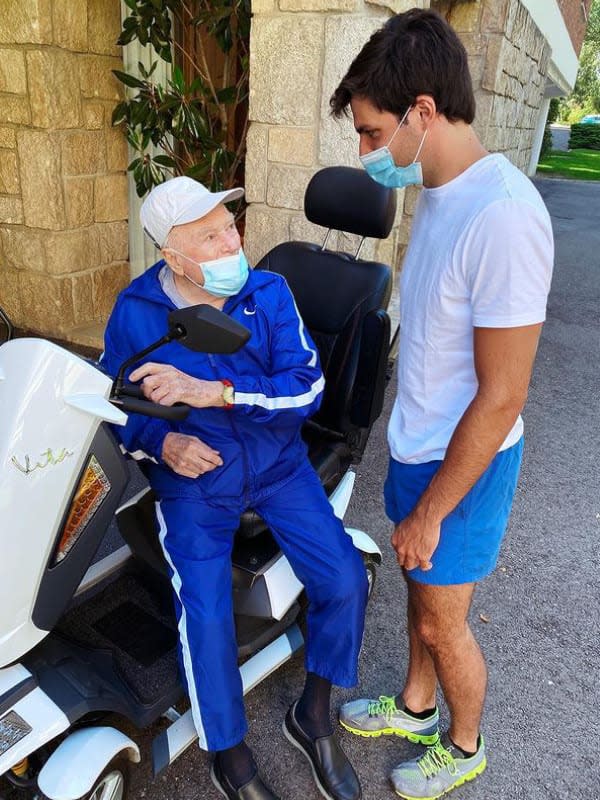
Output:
[153,154,177,167]
[216,86,237,104]
[112,69,146,89]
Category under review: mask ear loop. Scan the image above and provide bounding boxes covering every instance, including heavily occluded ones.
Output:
[387,105,413,148]
[412,128,428,164]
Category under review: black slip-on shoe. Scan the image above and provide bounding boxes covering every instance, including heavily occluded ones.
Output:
[210,760,281,800]
[283,700,362,800]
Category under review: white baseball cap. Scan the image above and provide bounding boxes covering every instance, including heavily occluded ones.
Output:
[140,176,245,248]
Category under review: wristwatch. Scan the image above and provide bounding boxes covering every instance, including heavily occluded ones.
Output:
[221,379,235,409]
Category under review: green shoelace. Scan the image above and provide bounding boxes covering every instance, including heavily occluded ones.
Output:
[367,694,398,722]
[417,740,459,779]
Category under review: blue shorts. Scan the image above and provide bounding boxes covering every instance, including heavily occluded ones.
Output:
[384,438,523,585]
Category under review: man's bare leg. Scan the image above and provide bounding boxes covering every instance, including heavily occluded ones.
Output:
[401,589,438,713]
[405,578,486,752]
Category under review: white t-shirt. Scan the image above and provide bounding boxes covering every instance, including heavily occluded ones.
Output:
[388,153,554,464]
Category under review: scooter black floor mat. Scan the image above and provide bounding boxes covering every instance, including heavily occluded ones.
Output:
[57,573,181,705]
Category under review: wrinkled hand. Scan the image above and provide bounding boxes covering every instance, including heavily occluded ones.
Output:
[129,362,224,408]
[391,512,440,572]
[161,432,223,478]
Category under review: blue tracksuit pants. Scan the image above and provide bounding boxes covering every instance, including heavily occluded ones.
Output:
[155,462,368,751]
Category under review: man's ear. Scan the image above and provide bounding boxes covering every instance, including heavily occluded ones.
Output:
[413,95,437,129]
[161,247,184,276]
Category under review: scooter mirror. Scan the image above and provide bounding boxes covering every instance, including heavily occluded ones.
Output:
[168,304,250,354]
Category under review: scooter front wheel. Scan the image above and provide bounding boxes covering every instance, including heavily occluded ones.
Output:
[75,758,129,800]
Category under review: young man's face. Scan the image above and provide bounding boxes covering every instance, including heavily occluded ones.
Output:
[350,96,421,167]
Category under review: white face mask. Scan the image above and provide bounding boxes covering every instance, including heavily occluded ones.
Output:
[170,248,250,298]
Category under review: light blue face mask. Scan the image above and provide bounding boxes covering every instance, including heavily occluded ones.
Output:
[360,106,428,190]
[172,248,250,297]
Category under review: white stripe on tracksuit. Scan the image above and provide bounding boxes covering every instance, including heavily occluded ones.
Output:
[155,501,208,750]
[234,290,323,411]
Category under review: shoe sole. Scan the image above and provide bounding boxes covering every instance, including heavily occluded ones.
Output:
[282,719,342,800]
[392,756,487,800]
[339,719,439,746]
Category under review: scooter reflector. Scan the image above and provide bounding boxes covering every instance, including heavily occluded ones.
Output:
[0,711,31,757]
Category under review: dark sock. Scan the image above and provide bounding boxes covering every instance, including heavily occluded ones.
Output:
[395,694,436,720]
[215,741,256,790]
[448,734,479,759]
[295,672,333,739]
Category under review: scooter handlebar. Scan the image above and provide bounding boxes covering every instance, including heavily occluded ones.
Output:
[112,394,191,421]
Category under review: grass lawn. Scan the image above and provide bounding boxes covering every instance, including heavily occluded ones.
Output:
[536,148,600,181]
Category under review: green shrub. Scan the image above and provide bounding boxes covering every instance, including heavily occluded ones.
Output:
[568,123,600,150]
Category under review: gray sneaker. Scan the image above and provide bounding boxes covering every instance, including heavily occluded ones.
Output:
[339,695,439,745]
[390,733,487,799]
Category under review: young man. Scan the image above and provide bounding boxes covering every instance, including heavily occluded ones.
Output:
[330,9,553,799]
[101,176,366,800]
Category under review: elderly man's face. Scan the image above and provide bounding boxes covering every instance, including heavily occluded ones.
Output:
[166,203,241,265]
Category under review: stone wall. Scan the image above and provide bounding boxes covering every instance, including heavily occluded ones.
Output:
[243,0,424,273]
[0,0,129,345]
[433,0,550,173]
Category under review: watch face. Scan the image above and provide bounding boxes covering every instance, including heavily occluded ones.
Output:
[223,385,235,405]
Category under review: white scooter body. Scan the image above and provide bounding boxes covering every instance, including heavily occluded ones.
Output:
[0,338,380,800]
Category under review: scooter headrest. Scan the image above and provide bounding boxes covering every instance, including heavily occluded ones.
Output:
[304,166,396,240]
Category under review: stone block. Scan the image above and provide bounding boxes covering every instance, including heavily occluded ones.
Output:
[106,128,128,172]
[0,95,31,125]
[79,55,124,101]
[17,131,65,229]
[0,266,21,322]
[95,174,128,222]
[319,16,384,167]
[0,0,53,45]
[64,177,95,227]
[249,17,324,126]
[62,131,106,176]
[83,102,105,129]
[481,0,509,33]
[0,196,23,224]
[468,55,485,87]
[460,33,487,58]
[0,227,44,270]
[473,91,493,134]
[268,127,314,166]
[53,0,87,51]
[251,0,276,11]
[245,124,269,203]
[289,214,329,247]
[279,0,356,9]
[27,50,81,129]
[0,49,27,95]
[266,164,314,210]
[481,35,511,94]
[20,272,75,332]
[71,271,95,325]
[44,228,96,275]
[0,150,19,194]
[243,204,290,266]
[397,213,412,247]
[88,0,122,57]
[403,186,420,217]
[92,261,129,320]
[447,0,482,32]
[0,127,16,148]
[96,221,129,263]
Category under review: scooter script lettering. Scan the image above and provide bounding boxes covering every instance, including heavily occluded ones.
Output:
[11,448,73,476]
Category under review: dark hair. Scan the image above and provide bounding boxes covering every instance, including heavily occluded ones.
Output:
[330,9,475,124]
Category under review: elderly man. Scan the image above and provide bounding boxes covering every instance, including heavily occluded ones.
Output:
[330,9,553,800]
[101,177,366,800]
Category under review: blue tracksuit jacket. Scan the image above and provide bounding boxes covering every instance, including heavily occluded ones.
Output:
[101,262,324,496]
